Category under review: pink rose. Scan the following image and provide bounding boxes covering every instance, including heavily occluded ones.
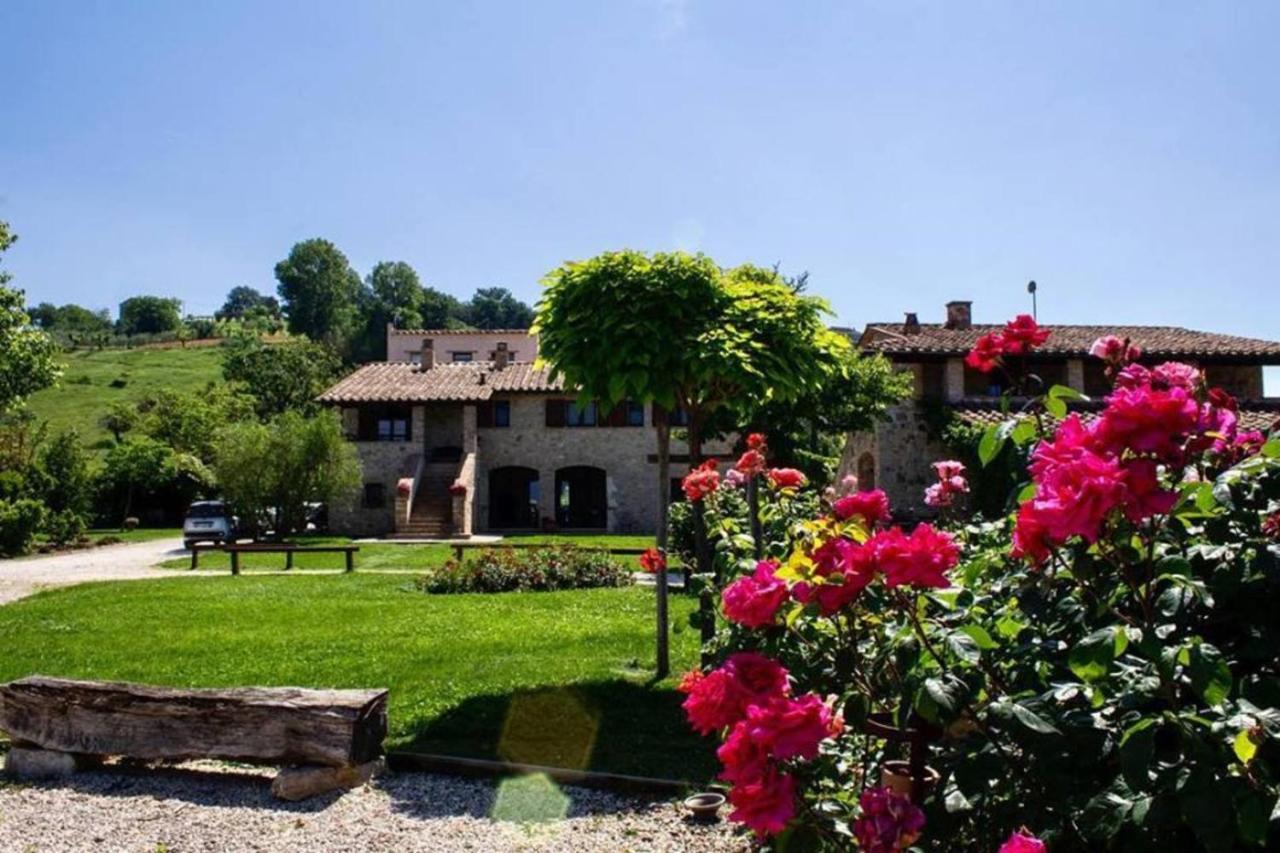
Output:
[998,829,1047,853]
[722,561,790,629]
[767,467,807,490]
[832,489,891,525]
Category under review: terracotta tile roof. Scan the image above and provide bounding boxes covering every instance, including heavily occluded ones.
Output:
[860,323,1280,362]
[947,400,1280,433]
[317,361,562,404]
[389,328,532,336]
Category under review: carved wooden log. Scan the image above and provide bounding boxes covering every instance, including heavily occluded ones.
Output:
[0,677,388,768]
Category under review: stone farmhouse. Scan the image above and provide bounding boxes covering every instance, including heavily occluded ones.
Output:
[318,325,730,537]
[841,301,1280,515]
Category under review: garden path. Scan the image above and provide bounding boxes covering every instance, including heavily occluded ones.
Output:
[0,537,185,604]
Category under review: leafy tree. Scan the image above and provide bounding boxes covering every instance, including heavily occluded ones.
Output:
[747,348,912,483]
[0,222,61,411]
[117,295,182,336]
[421,286,464,329]
[99,401,139,443]
[36,429,94,518]
[221,337,343,418]
[461,286,534,329]
[31,303,113,335]
[274,238,361,347]
[217,286,281,321]
[99,436,175,523]
[537,251,848,673]
[137,385,255,462]
[351,261,426,362]
[213,410,360,538]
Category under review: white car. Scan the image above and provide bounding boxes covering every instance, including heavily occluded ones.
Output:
[182,501,238,549]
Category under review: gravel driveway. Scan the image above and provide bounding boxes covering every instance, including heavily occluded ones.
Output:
[0,538,186,605]
[0,762,748,852]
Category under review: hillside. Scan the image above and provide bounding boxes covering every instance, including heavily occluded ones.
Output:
[26,345,228,451]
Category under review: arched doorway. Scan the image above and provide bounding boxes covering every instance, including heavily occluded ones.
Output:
[555,466,607,529]
[857,452,876,491]
[488,466,540,529]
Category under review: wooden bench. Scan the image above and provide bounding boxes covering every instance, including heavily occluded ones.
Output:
[449,542,650,562]
[0,676,388,800]
[189,542,360,574]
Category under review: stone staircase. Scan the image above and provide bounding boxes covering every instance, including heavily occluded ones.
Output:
[391,463,456,539]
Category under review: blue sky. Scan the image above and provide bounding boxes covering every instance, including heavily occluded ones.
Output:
[2,1,1276,386]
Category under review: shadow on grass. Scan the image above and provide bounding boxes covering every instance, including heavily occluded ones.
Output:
[396,679,717,783]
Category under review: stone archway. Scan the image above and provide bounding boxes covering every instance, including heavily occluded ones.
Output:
[857,452,876,491]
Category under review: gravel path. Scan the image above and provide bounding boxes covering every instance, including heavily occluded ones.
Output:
[0,538,186,604]
[0,762,748,852]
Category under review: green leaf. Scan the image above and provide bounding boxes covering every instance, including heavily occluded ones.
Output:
[917,676,967,722]
[1015,481,1037,503]
[1048,383,1088,403]
[1120,720,1155,789]
[946,631,981,664]
[1188,643,1232,706]
[1233,729,1258,765]
[978,423,1007,466]
[1044,393,1067,419]
[1235,788,1275,846]
[1069,626,1125,682]
[1261,438,1280,458]
[959,624,998,650]
[1010,418,1038,447]
[1008,701,1060,735]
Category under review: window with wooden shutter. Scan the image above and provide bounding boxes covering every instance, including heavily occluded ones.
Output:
[476,402,494,428]
[545,399,567,427]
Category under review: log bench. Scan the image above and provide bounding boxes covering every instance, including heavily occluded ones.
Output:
[189,542,360,574]
[0,676,388,801]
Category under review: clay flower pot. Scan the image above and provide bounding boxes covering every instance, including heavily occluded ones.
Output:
[684,792,726,820]
[879,760,940,798]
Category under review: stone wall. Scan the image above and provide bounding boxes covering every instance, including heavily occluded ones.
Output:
[838,402,951,517]
[330,396,731,537]
[386,329,538,364]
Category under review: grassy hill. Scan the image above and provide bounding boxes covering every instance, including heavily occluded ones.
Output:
[26,345,228,451]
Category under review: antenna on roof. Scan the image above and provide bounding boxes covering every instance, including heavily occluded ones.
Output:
[1027,280,1038,320]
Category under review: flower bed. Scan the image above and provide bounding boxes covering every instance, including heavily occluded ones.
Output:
[416,545,634,594]
[674,318,1280,851]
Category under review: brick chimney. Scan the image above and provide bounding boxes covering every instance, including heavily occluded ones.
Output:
[492,341,509,370]
[945,300,972,330]
[419,338,435,371]
[903,312,921,335]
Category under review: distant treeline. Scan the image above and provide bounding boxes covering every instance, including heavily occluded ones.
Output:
[28,238,535,362]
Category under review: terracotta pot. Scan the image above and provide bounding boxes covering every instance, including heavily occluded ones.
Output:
[684,792,726,820]
[879,760,940,798]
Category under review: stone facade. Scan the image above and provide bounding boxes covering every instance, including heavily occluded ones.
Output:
[386,328,538,365]
[334,394,730,537]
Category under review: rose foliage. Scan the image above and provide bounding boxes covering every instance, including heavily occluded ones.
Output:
[677,318,1280,851]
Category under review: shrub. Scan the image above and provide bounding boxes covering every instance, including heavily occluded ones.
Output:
[43,509,87,548]
[677,318,1280,851]
[417,546,634,594]
[0,498,46,555]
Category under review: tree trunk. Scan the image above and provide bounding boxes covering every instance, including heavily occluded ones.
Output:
[121,483,134,525]
[748,476,763,560]
[654,422,671,679]
[0,676,388,768]
[687,410,715,667]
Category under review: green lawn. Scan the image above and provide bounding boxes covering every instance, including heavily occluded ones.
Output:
[158,534,664,572]
[85,527,183,543]
[0,576,712,780]
[26,346,227,452]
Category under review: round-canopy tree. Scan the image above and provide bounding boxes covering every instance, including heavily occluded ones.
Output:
[535,250,849,673]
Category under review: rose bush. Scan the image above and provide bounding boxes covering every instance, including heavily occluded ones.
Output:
[676,318,1279,851]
